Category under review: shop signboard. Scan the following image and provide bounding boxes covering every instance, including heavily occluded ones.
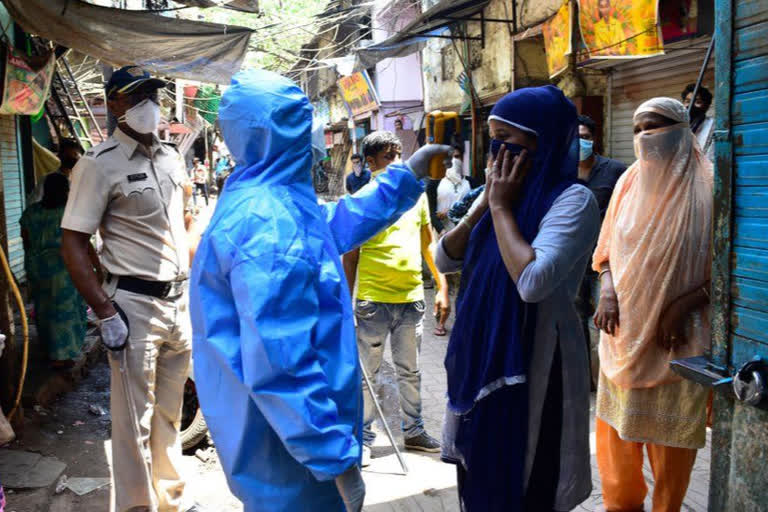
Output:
[578,0,664,59]
[337,71,379,118]
[0,46,55,116]
[542,1,572,78]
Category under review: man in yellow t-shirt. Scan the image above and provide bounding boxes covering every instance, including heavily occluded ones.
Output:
[343,131,450,463]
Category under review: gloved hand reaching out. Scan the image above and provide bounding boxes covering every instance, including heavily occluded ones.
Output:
[99,302,129,351]
[405,144,454,179]
[335,464,365,512]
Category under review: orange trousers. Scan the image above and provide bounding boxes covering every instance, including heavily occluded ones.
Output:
[596,418,698,512]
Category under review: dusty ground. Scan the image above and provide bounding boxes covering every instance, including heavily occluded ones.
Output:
[3,353,240,512]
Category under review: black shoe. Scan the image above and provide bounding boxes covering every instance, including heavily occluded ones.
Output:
[404,432,441,453]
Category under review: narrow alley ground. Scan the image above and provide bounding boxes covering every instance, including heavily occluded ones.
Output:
[2,196,710,511]
[362,292,711,512]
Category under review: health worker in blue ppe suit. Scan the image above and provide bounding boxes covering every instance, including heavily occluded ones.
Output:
[189,69,452,512]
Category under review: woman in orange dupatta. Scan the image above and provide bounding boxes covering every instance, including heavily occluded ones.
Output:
[592,97,713,512]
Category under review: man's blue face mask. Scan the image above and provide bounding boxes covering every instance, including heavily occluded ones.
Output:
[490,139,527,159]
[579,138,594,161]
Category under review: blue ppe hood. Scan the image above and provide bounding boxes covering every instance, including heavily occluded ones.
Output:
[190,69,424,511]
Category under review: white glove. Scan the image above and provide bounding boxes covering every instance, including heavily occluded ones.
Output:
[99,306,129,351]
[405,144,454,179]
[335,465,365,512]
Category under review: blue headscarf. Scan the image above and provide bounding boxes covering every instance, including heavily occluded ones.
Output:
[445,85,578,414]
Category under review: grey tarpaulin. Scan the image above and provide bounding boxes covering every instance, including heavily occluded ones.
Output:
[353,27,449,71]
[352,0,490,71]
[1,0,253,85]
[173,0,259,13]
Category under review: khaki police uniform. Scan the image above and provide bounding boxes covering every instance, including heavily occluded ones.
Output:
[62,127,191,512]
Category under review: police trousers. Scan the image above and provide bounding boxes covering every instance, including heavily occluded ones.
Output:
[108,285,191,512]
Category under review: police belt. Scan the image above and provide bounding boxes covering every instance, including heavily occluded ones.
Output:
[114,276,187,300]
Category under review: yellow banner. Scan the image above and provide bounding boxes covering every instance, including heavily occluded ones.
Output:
[542,2,572,78]
[337,71,378,118]
[578,0,664,59]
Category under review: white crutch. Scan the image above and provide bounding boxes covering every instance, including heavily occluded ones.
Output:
[359,356,409,475]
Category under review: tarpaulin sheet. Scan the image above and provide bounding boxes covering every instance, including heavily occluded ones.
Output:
[1,0,253,85]
[174,0,259,12]
[354,27,449,70]
[352,0,490,70]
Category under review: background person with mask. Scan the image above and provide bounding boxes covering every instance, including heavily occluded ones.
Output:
[682,83,715,161]
[61,66,200,512]
[189,69,452,512]
[436,146,471,232]
[346,152,371,194]
[577,115,627,216]
[575,114,626,387]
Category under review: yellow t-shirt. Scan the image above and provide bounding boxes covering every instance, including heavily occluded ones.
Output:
[356,194,429,303]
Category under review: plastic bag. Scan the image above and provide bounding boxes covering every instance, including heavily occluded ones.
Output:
[0,405,14,446]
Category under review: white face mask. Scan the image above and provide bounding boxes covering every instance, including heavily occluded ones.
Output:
[446,157,463,184]
[119,99,161,134]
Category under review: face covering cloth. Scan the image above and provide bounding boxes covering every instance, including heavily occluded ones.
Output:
[445,158,464,185]
[579,139,594,161]
[119,98,161,134]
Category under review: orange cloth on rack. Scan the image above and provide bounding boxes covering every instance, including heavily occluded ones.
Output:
[596,418,698,512]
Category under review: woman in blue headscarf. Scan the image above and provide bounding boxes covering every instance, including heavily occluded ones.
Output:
[435,86,600,511]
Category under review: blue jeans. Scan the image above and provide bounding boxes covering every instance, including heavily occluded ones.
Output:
[356,299,426,445]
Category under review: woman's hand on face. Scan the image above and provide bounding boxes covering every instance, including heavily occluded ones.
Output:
[657,298,689,351]
[487,145,529,211]
[594,289,620,336]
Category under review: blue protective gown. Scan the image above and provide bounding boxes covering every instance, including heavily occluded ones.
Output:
[189,70,424,511]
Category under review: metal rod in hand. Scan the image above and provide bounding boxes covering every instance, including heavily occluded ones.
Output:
[688,35,716,117]
[359,356,409,475]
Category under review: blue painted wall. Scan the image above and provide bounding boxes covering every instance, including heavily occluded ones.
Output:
[710,0,768,510]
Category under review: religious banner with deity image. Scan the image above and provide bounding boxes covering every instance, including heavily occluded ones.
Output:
[542,1,572,78]
[578,0,664,59]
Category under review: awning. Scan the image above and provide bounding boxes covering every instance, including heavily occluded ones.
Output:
[354,0,491,70]
[516,0,563,32]
[173,0,259,13]
[1,0,253,85]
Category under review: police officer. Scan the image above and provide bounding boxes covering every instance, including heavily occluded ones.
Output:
[60,66,200,512]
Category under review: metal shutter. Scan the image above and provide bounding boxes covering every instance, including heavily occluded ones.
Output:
[728,3,768,365]
[0,115,26,282]
[607,37,715,164]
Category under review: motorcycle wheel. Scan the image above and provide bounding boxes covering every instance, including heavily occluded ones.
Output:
[181,377,208,451]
